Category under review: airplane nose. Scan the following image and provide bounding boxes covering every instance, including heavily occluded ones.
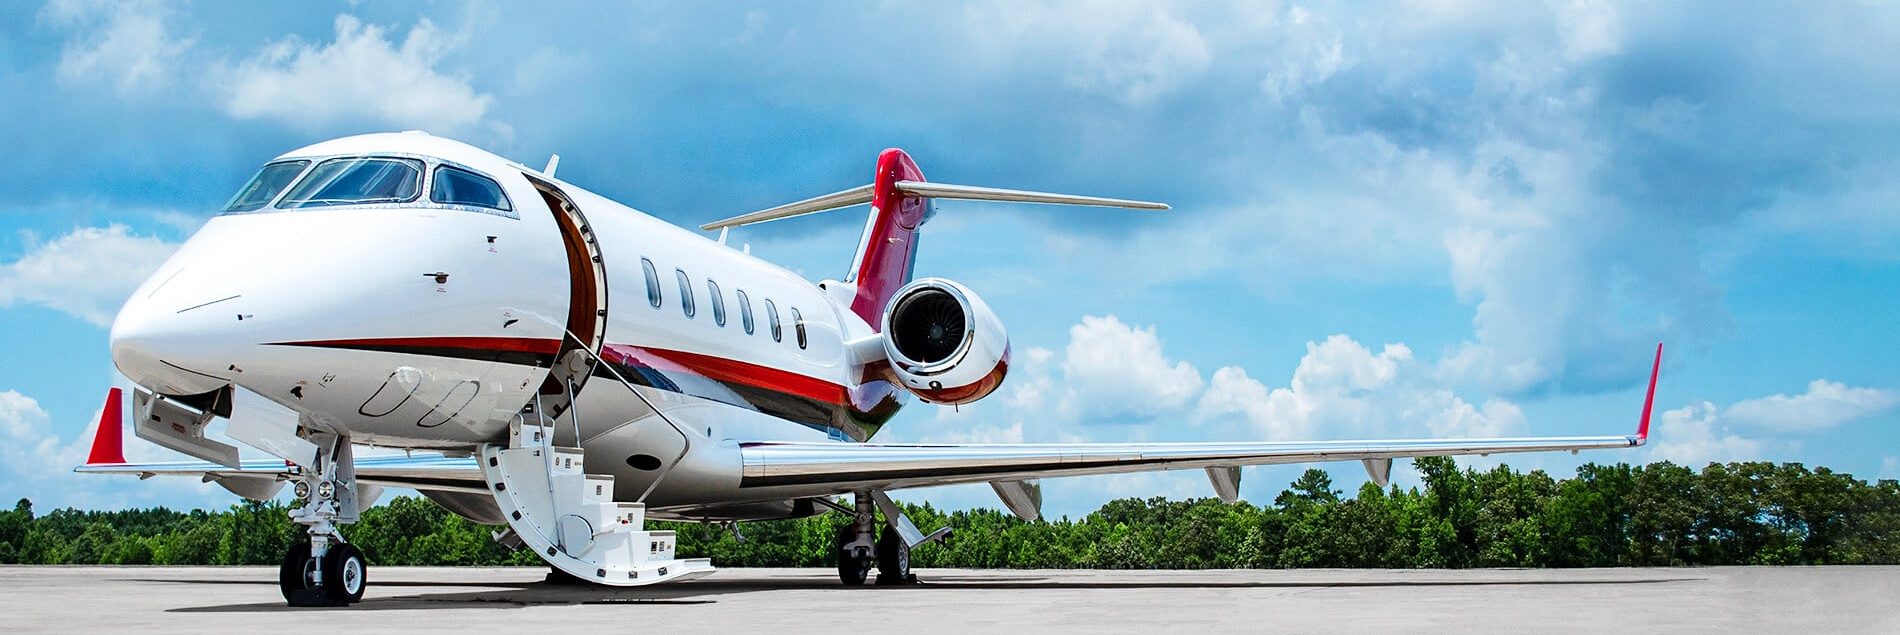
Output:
[109,282,247,396]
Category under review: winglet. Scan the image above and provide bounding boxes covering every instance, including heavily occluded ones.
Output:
[86,387,127,465]
[1635,342,1663,444]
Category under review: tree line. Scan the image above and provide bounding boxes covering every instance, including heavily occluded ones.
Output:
[4,458,1896,568]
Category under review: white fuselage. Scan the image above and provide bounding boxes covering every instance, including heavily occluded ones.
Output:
[111,133,909,516]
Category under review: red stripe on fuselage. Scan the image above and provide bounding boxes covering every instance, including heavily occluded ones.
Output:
[601,344,849,407]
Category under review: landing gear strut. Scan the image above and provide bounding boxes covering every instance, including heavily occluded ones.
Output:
[832,491,921,586]
[837,492,876,585]
[280,431,366,606]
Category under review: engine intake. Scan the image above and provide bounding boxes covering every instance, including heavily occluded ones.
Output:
[881,278,1009,405]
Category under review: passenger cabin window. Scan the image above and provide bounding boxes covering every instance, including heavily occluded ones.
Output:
[765,299,782,342]
[223,161,309,212]
[676,269,696,318]
[736,289,755,335]
[708,280,727,327]
[791,307,808,349]
[277,157,423,208]
[430,165,512,211]
[641,258,661,308]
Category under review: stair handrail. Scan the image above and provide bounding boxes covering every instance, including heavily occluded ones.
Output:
[555,330,695,504]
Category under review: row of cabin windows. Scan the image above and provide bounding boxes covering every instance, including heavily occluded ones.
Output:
[640,258,807,349]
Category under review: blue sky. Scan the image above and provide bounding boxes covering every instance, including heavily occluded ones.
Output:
[1,2,1896,518]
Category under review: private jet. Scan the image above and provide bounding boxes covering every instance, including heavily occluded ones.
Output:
[78,131,1661,606]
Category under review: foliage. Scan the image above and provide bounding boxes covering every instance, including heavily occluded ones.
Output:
[3,460,1896,568]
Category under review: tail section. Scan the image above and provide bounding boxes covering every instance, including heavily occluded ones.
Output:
[701,148,1168,326]
[847,149,930,326]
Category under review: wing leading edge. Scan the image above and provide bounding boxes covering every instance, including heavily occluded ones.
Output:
[741,343,1663,496]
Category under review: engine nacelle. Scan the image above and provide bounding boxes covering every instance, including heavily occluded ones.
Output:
[880,278,1009,405]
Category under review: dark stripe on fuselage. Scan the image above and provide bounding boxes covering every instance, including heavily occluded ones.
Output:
[273,337,559,367]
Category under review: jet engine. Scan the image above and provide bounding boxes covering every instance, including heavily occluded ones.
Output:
[880,278,1009,405]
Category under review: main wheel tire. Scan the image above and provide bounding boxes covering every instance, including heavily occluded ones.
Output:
[322,544,368,604]
[876,526,911,583]
[279,543,318,604]
[837,526,871,586]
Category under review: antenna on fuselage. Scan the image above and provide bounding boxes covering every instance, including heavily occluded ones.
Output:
[543,154,561,178]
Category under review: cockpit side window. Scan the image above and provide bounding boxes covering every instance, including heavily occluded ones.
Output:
[222,161,309,212]
[431,165,512,211]
[277,157,423,208]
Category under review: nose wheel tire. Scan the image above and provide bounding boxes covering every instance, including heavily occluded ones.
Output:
[324,544,368,604]
[279,543,367,606]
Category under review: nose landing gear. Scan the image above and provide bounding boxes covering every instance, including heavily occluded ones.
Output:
[279,431,368,607]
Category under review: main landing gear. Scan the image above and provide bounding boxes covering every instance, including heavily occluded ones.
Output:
[833,490,946,586]
[279,432,368,607]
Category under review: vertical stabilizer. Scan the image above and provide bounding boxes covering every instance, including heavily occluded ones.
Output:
[846,149,929,328]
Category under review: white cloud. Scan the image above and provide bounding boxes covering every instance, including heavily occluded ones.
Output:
[964,1,1211,105]
[222,15,497,135]
[1058,315,1203,420]
[1881,457,1898,481]
[1723,379,1898,432]
[0,224,178,327]
[0,390,63,479]
[1644,401,1774,467]
[889,317,1538,514]
[42,0,193,94]
[1197,334,1525,440]
[0,386,229,510]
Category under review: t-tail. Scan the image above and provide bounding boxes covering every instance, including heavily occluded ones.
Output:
[701,148,1168,326]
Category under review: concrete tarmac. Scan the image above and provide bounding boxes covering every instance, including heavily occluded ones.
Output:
[5,565,1895,633]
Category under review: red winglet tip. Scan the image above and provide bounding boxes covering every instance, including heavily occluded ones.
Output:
[1636,342,1663,442]
[86,387,127,465]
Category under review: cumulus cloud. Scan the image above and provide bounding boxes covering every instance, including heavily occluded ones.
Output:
[1197,335,1526,440]
[893,315,1539,513]
[964,1,1211,105]
[1723,380,1898,432]
[910,315,1525,444]
[41,0,193,94]
[0,387,229,510]
[1644,401,1774,467]
[0,225,178,327]
[0,390,63,478]
[1058,315,1203,420]
[222,15,498,135]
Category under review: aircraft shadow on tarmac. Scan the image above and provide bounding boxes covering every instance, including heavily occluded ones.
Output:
[149,572,1702,613]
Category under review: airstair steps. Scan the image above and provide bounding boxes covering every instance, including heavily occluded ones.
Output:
[480,421,712,585]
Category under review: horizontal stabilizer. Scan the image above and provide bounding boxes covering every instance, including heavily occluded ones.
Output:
[892,181,1169,210]
[700,180,1166,231]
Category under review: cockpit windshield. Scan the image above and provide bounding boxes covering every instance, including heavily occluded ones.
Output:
[222,161,309,212]
[276,157,423,208]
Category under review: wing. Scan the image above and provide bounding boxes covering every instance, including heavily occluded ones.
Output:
[740,434,1641,493]
[745,343,1664,496]
[74,453,486,497]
